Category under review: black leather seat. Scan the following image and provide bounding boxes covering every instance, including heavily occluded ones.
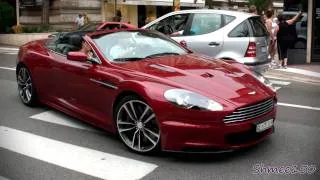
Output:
[59,34,83,54]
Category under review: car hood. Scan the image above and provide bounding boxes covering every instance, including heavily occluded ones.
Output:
[116,54,274,108]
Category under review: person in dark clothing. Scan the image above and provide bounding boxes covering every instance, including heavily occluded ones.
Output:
[274,12,302,68]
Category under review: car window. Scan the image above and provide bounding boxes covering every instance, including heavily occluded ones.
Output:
[248,17,268,37]
[229,21,249,38]
[224,15,236,25]
[185,13,222,36]
[148,14,190,36]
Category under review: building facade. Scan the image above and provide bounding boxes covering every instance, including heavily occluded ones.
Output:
[102,0,205,27]
[19,0,102,30]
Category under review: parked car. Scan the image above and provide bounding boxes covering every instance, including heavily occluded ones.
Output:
[48,22,136,38]
[280,11,308,49]
[17,29,276,154]
[79,22,136,31]
[143,10,270,72]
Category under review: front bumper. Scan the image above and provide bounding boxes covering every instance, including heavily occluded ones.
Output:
[160,108,276,153]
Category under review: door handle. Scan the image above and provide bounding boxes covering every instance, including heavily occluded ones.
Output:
[208,42,220,46]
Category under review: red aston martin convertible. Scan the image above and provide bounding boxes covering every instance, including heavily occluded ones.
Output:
[16,29,277,154]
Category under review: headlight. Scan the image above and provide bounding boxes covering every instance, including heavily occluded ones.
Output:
[164,89,223,111]
[252,71,276,92]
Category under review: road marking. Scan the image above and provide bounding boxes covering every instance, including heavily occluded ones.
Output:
[0,66,16,71]
[274,87,281,91]
[30,111,100,132]
[0,176,9,180]
[278,102,320,111]
[277,67,320,78]
[0,51,18,55]
[0,47,19,51]
[0,126,158,180]
[269,80,291,86]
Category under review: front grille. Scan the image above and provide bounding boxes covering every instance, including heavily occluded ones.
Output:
[223,98,274,123]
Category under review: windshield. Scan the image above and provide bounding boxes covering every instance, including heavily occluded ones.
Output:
[92,30,188,62]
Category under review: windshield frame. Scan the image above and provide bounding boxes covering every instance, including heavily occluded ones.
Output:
[90,29,191,63]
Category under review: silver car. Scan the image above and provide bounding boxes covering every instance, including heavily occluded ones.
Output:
[143,9,270,72]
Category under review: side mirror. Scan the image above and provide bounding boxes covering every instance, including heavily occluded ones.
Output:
[67,52,88,62]
[179,40,187,47]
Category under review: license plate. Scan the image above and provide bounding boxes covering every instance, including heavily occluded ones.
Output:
[261,46,267,53]
[256,119,273,133]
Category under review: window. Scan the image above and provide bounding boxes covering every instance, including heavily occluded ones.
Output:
[186,13,222,36]
[224,15,236,25]
[148,14,190,36]
[248,17,268,37]
[229,21,249,37]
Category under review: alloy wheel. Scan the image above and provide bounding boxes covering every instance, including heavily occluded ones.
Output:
[116,99,160,153]
[17,67,33,104]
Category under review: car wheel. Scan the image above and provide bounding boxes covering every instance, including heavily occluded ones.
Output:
[115,96,161,154]
[17,66,37,106]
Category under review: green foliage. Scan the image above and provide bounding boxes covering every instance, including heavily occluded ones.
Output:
[248,0,271,14]
[0,1,15,33]
[21,25,52,33]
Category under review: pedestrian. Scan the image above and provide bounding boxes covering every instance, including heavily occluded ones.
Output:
[145,11,156,25]
[265,9,277,64]
[248,5,257,15]
[274,11,302,68]
[83,13,90,25]
[74,13,84,30]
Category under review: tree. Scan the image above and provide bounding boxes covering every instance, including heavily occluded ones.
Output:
[205,0,213,9]
[248,0,273,14]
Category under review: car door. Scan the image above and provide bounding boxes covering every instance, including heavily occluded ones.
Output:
[146,13,191,38]
[173,13,225,57]
[50,40,117,128]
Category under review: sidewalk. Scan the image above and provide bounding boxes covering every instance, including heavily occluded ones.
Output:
[264,63,320,84]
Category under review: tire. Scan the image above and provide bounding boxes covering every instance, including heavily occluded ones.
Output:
[16,65,37,106]
[115,95,161,154]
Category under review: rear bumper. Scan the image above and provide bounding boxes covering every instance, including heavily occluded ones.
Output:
[234,57,270,73]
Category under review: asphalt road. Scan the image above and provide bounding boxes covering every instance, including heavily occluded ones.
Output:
[0,53,319,180]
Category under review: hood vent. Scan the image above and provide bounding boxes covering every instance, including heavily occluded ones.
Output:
[201,72,214,78]
[149,64,176,72]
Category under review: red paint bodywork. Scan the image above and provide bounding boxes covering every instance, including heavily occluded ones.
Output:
[17,30,277,152]
[96,22,136,31]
